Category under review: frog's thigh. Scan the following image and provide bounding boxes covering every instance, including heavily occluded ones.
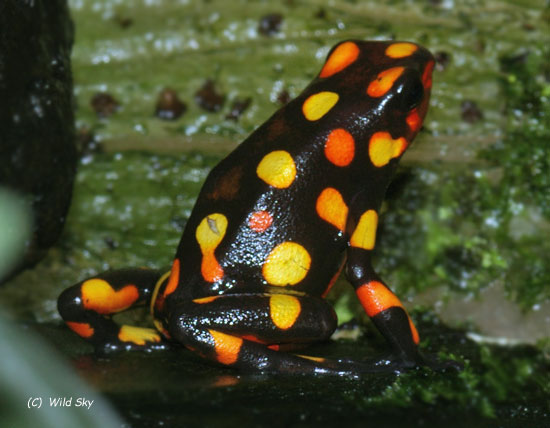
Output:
[168,293,339,372]
[170,293,337,344]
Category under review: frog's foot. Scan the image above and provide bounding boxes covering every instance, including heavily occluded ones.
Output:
[58,268,168,353]
[96,326,171,355]
[357,351,463,373]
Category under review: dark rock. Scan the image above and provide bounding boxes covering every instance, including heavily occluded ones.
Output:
[0,0,77,281]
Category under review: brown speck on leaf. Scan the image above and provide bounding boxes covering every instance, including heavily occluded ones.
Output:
[434,51,451,71]
[225,97,252,121]
[195,80,225,112]
[114,15,133,29]
[91,92,120,118]
[258,13,283,36]
[315,8,326,19]
[461,100,484,123]
[155,88,187,120]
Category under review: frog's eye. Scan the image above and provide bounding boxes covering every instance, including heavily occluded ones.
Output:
[396,78,424,111]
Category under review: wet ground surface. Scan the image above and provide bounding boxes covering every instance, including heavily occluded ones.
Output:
[29,316,549,428]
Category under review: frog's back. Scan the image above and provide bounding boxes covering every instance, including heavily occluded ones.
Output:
[175,40,435,298]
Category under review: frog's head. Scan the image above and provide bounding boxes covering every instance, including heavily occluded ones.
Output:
[307,40,435,154]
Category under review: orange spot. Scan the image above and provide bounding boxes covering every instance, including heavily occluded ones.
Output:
[163,259,180,297]
[324,128,355,167]
[248,211,273,233]
[209,330,243,365]
[81,279,139,315]
[153,319,171,339]
[356,281,404,317]
[213,375,239,387]
[241,334,267,344]
[316,187,348,232]
[367,67,405,97]
[406,108,422,132]
[319,41,360,78]
[193,295,219,304]
[409,317,420,344]
[202,254,224,283]
[66,321,94,338]
[385,42,418,58]
[268,344,280,351]
[422,60,435,90]
[322,260,345,298]
[368,131,408,167]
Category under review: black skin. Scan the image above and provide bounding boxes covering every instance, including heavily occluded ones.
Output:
[58,40,461,375]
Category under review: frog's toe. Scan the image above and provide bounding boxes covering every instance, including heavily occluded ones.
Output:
[356,351,462,373]
[420,352,463,372]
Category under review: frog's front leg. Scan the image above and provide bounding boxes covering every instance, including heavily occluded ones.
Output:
[347,247,421,369]
[166,293,365,374]
[345,194,460,371]
[58,268,169,353]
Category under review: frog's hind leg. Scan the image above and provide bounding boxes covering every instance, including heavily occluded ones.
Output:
[57,268,169,353]
[167,293,369,375]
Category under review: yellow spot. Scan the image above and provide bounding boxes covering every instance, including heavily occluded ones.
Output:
[316,187,348,232]
[269,294,302,329]
[150,269,171,314]
[319,41,360,78]
[196,213,228,282]
[153,319,164,333]
[118,325,161,345]
[385,42,418,58]
[81,279,139,315]
[209,330,243,365]
[256,151,297,188]
[302,91,339,121]
[350,210,378,250]
[193,296,219,304]
[263,242,311,286]
[296,354,326,363]
[368,131,408,167]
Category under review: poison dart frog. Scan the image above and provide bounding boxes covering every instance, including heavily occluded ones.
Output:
[59,40,459,374]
